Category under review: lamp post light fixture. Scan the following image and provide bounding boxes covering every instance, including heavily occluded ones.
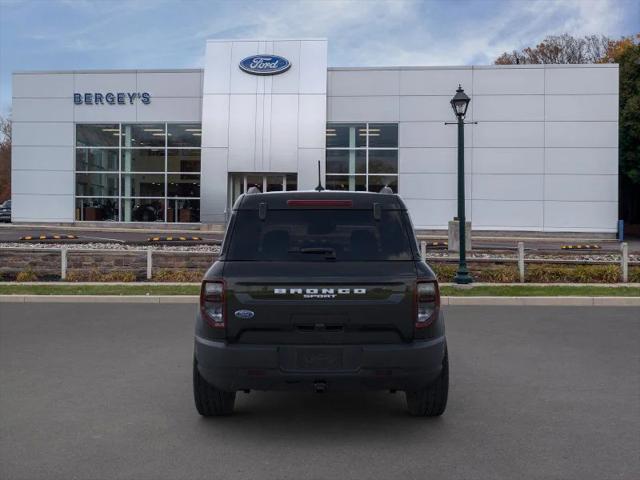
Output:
[450,85,473,285]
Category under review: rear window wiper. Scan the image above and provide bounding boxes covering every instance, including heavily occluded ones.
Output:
[288,247,337,259]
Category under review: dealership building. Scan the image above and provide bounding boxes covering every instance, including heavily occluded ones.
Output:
[11,39,619,232]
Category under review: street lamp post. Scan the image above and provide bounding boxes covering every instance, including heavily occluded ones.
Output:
[450,85,473,284]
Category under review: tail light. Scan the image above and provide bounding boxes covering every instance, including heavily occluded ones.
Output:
[200,280,225,329]
[415,280,439,328]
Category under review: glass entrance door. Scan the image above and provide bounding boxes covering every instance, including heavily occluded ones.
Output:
[227,173,297,213]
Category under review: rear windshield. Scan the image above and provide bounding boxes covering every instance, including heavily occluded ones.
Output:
[226,209,415,261]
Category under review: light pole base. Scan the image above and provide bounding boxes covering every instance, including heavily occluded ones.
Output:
[454,268,473,285]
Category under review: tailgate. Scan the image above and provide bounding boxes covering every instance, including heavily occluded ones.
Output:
[223,261,417,344]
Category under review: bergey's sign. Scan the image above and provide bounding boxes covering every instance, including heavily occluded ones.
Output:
[74,92,151,105]
[239,55,291,75]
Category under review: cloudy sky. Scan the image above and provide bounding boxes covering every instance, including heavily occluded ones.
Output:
[0,0,638,114]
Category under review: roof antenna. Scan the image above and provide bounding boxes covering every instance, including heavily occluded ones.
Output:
[315,160,325,192]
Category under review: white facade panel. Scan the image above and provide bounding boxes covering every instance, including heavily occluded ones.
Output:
[328,70,399,96]
[399,96,469,122]
[545,122,618,148]
[545,148,618,175]
[299,41,328,94]
[200,148,228,223]
[227,94,257,171]
[545,175,617,202]
[74,73,137,93]
[544,201,617,231]
[201,95,229,148]
[545,66,618,95]
[13,98,74,122]
[137,71,202,97]
[473,174,543,201]
[12,170,73,195]
[474,122,544,148]
[228,41,261,94]
[473,95,544,122]
[298,95,326,149]
[136,97,202,122]
[545,94,618,121]
[13,73,74,98]
[399,173,471,200]
[11,194,74,222]
[12,122,73,146]
[74,103,136,122]
[297,148,325,190]
[473,148,544,174]
[328,96,399,122]
[399,147,471,174]
[473,200,543,230]
[473,67,544,95]
[404,199,472,228]
[12,146,74,171]
[269,94,299,172]
[203,41,233,94]
[399,69,472,96]
[399,122,471,148]
[271,41,302,94]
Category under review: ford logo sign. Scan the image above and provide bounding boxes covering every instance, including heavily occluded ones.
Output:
[239,55,291,75]
[234,309,255,319]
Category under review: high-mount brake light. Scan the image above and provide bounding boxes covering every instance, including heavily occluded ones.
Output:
[286,199,353,207]
[200,281,225,329]
[415,280,439,329]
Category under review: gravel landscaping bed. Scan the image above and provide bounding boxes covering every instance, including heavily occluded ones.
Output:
[0,242,221,254]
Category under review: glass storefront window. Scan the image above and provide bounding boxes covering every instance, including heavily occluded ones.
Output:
[121,124,166,147]
[75,123,201,222]
[326,175,366,191]
[326,122,399,193]
[326,150,366,174]
[368,150,398,174]
[75,198,119,221]
[76,124,120,147]
[75,148,118,171]
[121,174,165,197]
[122,149,165,172]
[368,124,398,148]
[168,124,202,147]
[167,174,200,197]
[325,123,366,148]
[121,198,166,222]
[367,176,398,193]
[167,149,200,173]
[76,173,119,197]
[167,199,200,223]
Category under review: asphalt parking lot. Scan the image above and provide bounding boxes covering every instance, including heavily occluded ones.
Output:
[1,303,638,480]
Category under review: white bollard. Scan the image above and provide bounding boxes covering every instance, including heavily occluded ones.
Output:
[517,242,525,283]
[621,242,628,283]
[147,247,153,280]
[61,247,67,280]
[420,240,426,261]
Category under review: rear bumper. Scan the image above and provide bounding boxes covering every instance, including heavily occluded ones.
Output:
[194,335,446,392]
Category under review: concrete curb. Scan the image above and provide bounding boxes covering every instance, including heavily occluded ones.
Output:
[1,295,639,306]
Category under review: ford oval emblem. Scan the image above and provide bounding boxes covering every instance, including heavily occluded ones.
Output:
[234,309,255,319]
[239,55,291,76]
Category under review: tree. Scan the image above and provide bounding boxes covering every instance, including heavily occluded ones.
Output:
[0,115,10,202]
[495,34,610,65]
[495,33,640,227]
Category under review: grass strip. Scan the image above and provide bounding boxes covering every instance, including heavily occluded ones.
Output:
[0,284,639,297]
[440,285,640,297]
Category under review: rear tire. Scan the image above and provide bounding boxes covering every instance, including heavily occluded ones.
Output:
[405,347,449,417]
[193,358,236,416]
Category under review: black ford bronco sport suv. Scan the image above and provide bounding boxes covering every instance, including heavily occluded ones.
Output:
[193,190,448,416]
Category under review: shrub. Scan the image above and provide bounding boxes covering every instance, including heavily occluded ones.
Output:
[429,263,457,282]
[66,269,137,282]
[526,264,620,283]
[152,269,204,282]
[16,269,38,282]
[629,266,640,283]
